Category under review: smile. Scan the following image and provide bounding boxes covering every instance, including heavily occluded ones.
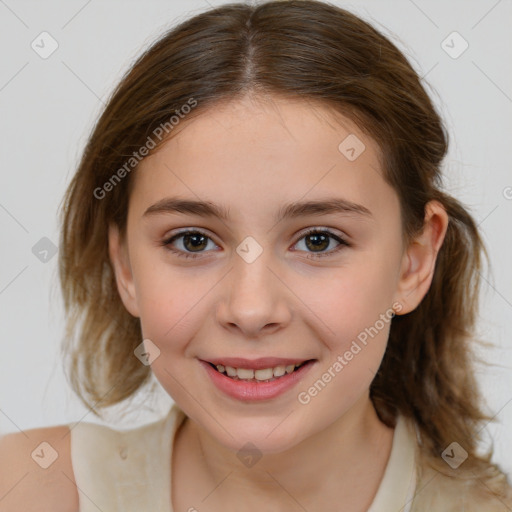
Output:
[208,361,310,382]
[199,358,316,401]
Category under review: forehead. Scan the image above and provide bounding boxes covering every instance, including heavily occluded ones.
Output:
[130,95,397,223]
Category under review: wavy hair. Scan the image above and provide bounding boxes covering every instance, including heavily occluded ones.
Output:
[58,0,509,498]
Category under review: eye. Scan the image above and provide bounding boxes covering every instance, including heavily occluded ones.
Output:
[162,227,350,260]
[292,228,349,259]
[162,230,218,259]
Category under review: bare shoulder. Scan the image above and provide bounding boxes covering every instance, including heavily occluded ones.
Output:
[0,425,79,512]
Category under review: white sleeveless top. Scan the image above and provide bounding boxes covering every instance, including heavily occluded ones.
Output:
[68,403,418,511]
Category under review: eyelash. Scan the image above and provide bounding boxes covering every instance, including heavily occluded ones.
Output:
[161,228,349,260]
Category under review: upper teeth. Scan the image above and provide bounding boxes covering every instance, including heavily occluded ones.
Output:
[215,364,301,381]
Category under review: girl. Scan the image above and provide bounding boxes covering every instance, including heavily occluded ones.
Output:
[1,1,511,510]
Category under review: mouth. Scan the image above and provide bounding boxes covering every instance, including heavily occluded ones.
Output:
[203,359,315,383]
[199,357,317,401]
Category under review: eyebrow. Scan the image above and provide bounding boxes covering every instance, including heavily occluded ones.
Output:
[143,197,373,222]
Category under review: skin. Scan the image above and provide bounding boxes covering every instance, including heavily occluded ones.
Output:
[108,94,448,511]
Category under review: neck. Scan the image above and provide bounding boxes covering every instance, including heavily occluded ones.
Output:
[180,395,395,510]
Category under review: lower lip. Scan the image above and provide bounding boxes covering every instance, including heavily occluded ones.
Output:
[199,360,316,401]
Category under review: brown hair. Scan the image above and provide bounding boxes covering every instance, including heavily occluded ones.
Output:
[58,0,510,497]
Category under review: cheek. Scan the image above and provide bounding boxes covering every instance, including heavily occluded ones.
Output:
[129,246,193,347]
[295,270,395,421]
[132,253,226,378]
[292,245,399,407]
[136,276,202,349]
[133,266,208,403]
[296,253,399,345]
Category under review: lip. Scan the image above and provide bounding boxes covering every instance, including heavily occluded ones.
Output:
[202,357,309,370]
[199,358,316,402]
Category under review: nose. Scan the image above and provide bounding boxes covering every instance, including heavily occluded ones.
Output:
[216,249,292,339]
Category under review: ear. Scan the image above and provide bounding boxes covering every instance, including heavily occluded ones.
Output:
[392,200,449,315]
[108,223,140,318]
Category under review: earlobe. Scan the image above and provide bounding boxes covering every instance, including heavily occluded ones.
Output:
[108,223,140,318]
[393,201,449,315]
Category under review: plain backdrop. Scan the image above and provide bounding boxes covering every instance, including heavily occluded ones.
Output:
[1,0,511,477]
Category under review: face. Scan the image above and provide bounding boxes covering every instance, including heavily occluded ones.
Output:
[109,95,422,454]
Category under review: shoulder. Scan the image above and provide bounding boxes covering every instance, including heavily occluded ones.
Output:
[67,407,180,458]
[0,425,79,512]
[412,449,512,511]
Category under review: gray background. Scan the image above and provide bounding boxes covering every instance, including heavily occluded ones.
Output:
[1,0,511,477]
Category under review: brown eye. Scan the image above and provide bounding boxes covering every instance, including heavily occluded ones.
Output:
[293,229,349,258]
[180,233,209,252]
[162,230,217,259]
[305,232,330,252]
